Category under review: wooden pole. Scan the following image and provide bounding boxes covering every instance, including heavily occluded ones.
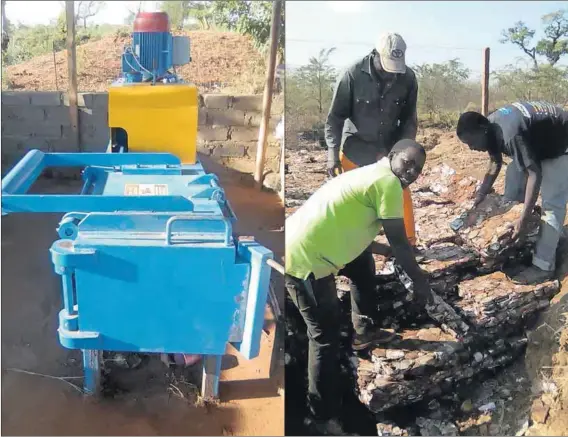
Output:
[481,47,490,116]
[253,0,282,189]
[66,1,80,152]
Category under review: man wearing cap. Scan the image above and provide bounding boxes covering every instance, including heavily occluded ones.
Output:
[323,32,419,337]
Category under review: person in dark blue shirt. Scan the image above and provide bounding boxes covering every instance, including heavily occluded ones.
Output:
[456,101,568,284]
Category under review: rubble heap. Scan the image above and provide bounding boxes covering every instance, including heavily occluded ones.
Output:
[352,164,561,424]
[284,154,562,435]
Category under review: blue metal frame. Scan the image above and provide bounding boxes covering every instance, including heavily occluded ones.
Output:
[1,149,274,399]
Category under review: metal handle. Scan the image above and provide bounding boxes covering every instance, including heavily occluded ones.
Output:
[165,215,233,246]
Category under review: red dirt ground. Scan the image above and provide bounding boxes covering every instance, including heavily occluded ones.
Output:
[4,30,265,93]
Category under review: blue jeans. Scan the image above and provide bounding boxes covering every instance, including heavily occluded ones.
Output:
[504,154,568,271]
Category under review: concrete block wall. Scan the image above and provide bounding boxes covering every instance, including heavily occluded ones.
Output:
[1,91,283,178]
[1,91,110,169]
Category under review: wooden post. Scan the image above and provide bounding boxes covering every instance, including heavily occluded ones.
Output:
[481,47,490,116]
[253,0,282,189]
[66,1,80,152]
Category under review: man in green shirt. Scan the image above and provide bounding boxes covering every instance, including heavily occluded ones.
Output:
[285,139,433,435]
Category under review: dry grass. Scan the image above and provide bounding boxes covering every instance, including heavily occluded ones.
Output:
[4,30,265,94]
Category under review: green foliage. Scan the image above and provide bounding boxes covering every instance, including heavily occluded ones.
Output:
[413,59,473,121]
[158,1,213,31]
[501,9,568,69]
[536,10,568,66]
[3,5,122,67]
[75,1,106,29]
[285,47,337,134]
[209,1,284,59]
[493,64,568,106]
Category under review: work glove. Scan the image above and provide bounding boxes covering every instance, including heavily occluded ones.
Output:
[327,147,342,178]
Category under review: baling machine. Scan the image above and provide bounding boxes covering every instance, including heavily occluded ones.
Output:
[1,12,275,400]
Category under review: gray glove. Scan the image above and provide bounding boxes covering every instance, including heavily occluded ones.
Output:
[327,147,342,177]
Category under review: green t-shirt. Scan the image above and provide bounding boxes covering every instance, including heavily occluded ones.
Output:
[285,157,404,280]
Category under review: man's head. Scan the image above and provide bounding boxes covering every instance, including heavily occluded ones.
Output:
[388,139,426,188]
[375,32,407,74]
[456,111,494,152]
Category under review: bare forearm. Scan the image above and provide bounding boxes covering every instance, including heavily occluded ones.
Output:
[479,161,501,196]
[520,168,542,225]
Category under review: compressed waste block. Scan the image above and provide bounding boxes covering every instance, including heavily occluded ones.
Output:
[355,327,528,413]
[455,271,559,339]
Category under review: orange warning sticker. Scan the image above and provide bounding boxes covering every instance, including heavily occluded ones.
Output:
[124,184,169,196]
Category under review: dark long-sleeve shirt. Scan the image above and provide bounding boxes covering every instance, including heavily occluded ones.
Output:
[325,51,418,166]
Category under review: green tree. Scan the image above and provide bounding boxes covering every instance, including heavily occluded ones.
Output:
[414,59,471,120]
[160,1,190,31]
[285,47,336,138]
[493,65,568,106]
[295,48,336,115]
[75,1,106,29]
[501,9,568,70]
[187,1,213,30]
[536,10,568,66]
[210,1,284,60]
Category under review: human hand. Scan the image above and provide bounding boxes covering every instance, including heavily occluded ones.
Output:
[327,159,343,178]
[509,219,527,246]
[414,282,434,306]
[473,192,487,207]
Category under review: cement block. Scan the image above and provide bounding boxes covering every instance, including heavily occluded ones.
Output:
[203,94,230,109]
[17,136,50,151]
[80,130,110,151]
[30,92,62,106]
[247,143,281,159]
[198,126,229,142]
[49,137,79,153]
[1,136,25,154]
[212,144,246,157]
[3,121,61,138]
[232,95,263,111]
[44,106,71,126]
[198,108,208,125]
[88,93,109,109]
[63,93,86,107]
[208,109,246,126]
[1,92,31,105]
[271,96,284,114]
[197,144,214,156]
[216,157,256,174]
[230,127,258,142]
[1,106,45,123]
[247,113,279,129]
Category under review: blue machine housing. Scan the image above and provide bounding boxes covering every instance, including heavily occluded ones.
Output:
[1,150,274,398]
[121,31,173,83]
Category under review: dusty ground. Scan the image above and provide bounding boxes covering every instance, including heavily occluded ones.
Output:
[1,156,284,436]
[285,128,568,436]
[4,30,266,94]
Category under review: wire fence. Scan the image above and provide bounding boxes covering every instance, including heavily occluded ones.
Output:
[285,39,568,145]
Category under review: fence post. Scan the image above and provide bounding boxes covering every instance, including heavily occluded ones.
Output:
[482,47,490,116]
[66,1,80,152]
[254,0,283,189]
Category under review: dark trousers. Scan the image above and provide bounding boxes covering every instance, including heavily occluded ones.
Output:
[284,248,378,420]
[339,247,378,335]
[285,273,341,420]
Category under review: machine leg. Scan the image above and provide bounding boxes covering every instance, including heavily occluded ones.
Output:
[201,354,222,401]
[82,349,102,395]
